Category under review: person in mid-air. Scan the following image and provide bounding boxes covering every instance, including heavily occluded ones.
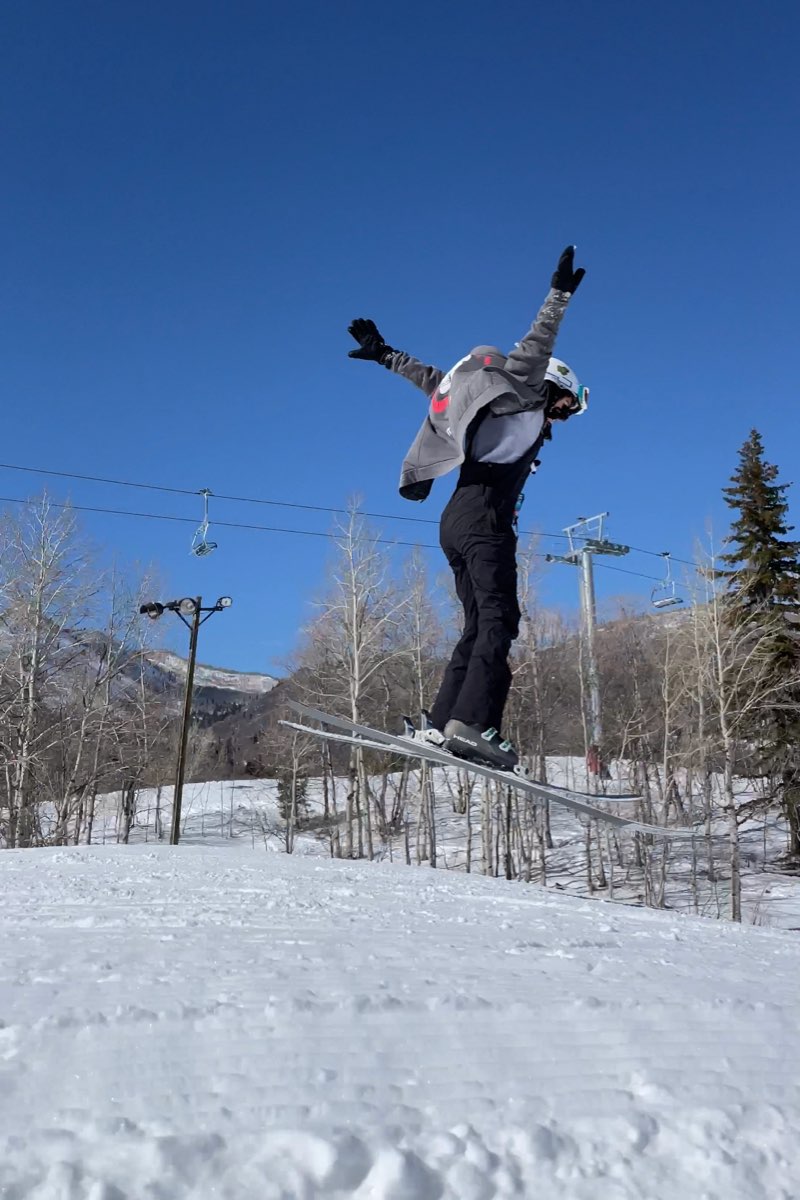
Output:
[347,246,587,773]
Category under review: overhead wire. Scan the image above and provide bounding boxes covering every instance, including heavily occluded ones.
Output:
[0,492,672,584]
[0,458,699,569]
[0,459,556,537]
[0,495,441,552]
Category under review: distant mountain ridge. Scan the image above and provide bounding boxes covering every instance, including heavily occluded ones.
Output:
[0,617,280,720]
[145,650,279,698]
[139,648,281,732]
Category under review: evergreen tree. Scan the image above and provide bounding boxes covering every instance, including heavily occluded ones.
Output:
[722,429,800,616]
[721,429,800,857]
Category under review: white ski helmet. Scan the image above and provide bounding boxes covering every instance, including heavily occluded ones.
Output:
[544,357,588,414]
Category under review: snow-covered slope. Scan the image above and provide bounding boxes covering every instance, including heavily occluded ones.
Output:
[92,773,800,930]
[145,649,278,695]
[1,845,798,1198]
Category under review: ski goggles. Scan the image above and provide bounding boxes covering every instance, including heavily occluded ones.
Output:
[550,384,589,418]
[568,384,589,415]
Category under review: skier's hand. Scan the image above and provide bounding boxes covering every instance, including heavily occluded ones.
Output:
[551,245,586,295]
[348,318,395,364]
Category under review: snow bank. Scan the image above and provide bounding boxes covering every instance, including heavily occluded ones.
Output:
[1,844,798,1198]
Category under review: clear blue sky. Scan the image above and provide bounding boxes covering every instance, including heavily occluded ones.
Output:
[2,0,799,674]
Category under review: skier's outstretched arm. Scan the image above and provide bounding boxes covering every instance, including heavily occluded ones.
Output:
[348,317,445,397]
[503,246,586,386]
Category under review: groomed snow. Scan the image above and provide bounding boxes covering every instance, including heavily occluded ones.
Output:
[1,844,798,1199]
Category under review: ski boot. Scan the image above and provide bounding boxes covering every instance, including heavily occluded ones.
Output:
[401,709,447,748]
[443,720,530,778]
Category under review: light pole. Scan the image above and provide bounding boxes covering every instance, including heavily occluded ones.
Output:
[139,595,233,844]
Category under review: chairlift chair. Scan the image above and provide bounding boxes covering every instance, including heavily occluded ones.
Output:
[191,488,218,557]
[651,552,683,609]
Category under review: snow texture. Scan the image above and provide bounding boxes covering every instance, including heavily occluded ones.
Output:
[1,844,799,1198]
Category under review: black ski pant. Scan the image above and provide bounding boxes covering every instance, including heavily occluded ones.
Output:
[429,482,520,734]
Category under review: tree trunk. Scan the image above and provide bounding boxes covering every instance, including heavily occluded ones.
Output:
[120,781,136,845]
[723,754,742,922]
[344,755,356,858]
[782,767,800,858]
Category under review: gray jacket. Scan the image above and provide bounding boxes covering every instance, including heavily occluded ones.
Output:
[388,288,572,500]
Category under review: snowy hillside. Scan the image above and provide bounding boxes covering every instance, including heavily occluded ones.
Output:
[1,844,798,1199]
[91,769,800,930]
[0,624,278,711]
[145,649,279,695]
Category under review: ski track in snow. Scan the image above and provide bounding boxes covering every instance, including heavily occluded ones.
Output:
[1,845,799,1199]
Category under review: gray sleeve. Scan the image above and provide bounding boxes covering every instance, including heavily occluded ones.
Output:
[385,350,445,397]
[503,288,572,386]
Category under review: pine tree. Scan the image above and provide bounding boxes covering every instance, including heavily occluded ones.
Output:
[721,429,800,857]
[722,429,800,615]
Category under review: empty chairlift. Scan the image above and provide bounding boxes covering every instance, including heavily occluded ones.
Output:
[651,552,683,609]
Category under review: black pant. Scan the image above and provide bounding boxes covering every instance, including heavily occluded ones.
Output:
[429,482,520,733]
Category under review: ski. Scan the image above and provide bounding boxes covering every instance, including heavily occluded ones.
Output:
[283,702,698,840]
[282,716,651,834]
[288,701,636,806]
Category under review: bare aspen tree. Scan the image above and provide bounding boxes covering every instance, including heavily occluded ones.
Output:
[55,568,166,845]
[398,550,444,866]
[510,542,553,855]
[0,498,98,846]
[657,612,690,826]
[295,503,408,858]
[465,775,473,872]
[515,627,548,781]
[685,572,719,888]
[695,543,800,920]
[480,778,493,875]
[278,729,315,853]
[322,740,342,858]
[0,497,172,849]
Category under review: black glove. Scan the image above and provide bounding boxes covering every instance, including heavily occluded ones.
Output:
[551,245,586,295]
[347,318,395,365]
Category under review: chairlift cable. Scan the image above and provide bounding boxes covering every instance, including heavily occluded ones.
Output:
[0,459,698,565]
[0,492,675,586]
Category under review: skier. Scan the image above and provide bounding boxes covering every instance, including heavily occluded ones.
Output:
[347,246,587,772]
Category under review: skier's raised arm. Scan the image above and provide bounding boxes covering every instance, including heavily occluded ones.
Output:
[503,246,585,387]
[348,317,445,397]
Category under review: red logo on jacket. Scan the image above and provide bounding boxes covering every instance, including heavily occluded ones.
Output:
[431,353,472,416]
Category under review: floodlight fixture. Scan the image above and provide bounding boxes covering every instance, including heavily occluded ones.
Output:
[139,601,165,620]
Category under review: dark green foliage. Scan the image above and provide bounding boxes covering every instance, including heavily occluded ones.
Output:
[722,429,800,856]
[722,429,800,616]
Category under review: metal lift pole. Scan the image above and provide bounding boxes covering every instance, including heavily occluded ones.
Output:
[580,547,602,752]
[546,513,629,778]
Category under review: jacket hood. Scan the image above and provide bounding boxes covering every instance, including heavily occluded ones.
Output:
[431,347,508,405]
[469,346,506,366]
